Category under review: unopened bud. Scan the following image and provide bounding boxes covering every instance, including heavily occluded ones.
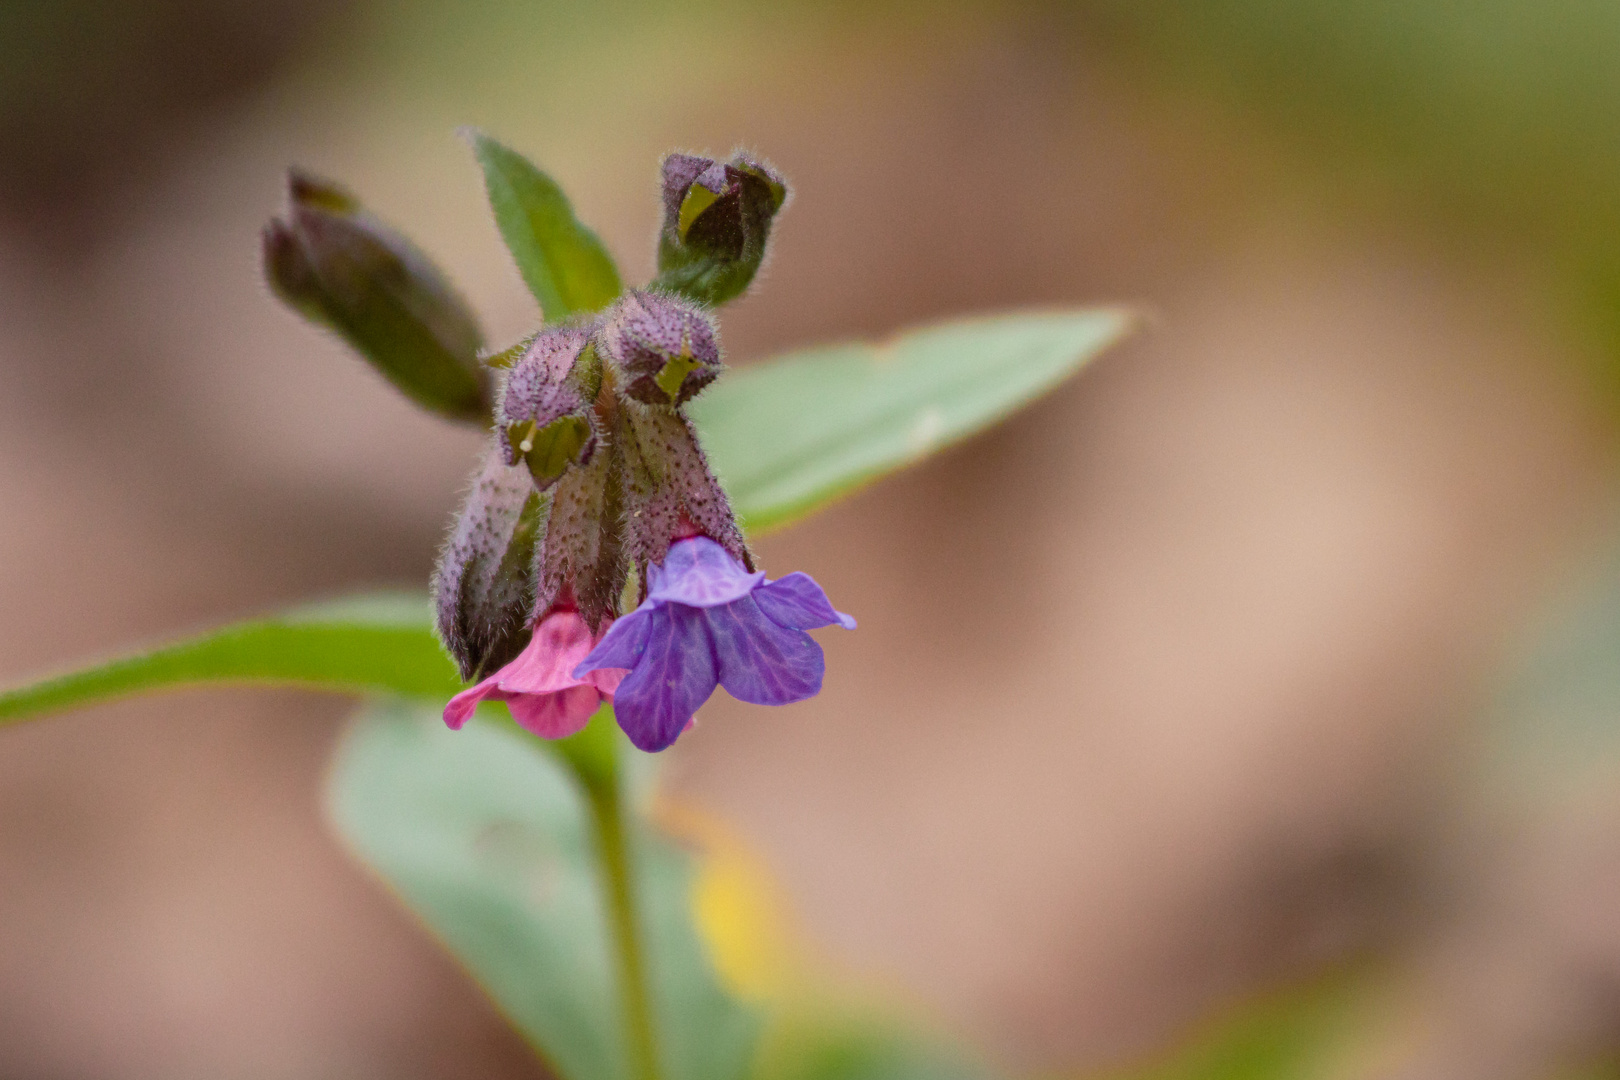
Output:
[264,171,491,423]
[653,152,787,306]
[597,291,722,407]
[497,325,600,488]
[434,443,547,681]
[617,405,751,574]
[532,442,627,632]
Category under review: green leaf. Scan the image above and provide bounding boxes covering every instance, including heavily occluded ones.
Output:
[690,309,1135,533]
[0,594,454,727]
[469,131,623,320]
[328,698,759,1080]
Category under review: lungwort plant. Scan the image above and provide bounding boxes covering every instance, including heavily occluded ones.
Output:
[0,133,1133,1080]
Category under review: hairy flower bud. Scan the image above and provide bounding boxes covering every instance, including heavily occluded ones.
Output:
[434,443,546,680]
[263,171,491,422]
[496,325,601,488]
[597,291,722,407]
[653,152,787,306]
[617,404,751,575]
[532,444,627,631]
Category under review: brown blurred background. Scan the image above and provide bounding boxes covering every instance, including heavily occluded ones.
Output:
[5,1,1620,1077]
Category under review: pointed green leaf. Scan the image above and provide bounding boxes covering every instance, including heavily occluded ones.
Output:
[690,308,1135,533]
[470,131,623,320]
[0,595,454,727]
[329,699,759,1080]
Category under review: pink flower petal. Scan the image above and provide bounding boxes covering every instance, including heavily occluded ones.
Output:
[493,610,598,695]
[443,674,501,730]
[508,683,602,739]
[444,608,629,737]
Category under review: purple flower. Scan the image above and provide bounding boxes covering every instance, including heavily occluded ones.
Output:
[574,536,854,752]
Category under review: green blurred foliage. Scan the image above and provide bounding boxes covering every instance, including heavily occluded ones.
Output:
[752,1001,995,1080]
[1082,972,1367,1080]
[330,699,761,1080]
[0,594,459,725]
[1064,0,1620,387]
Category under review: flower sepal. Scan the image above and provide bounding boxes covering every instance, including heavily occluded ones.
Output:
[597,291,723,407]
[497,325,604,488]
[433,442,547,681]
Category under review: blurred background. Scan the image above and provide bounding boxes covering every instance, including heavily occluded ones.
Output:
[5,0,1620,1076]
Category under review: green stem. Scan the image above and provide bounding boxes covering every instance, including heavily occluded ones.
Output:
[587,777,661,1080]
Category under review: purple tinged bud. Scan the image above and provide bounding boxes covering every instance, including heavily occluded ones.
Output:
[434,442,546,681]
[617,404,751,573]
[654,151,788,306]
[531,440,628,632]
[496,325,601,489]
[596,291,723,407]
[659,154,712,228]
[263,170,491,423]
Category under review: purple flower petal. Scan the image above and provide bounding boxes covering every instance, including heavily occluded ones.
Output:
[611,605,719,752]
[575,603,655,675]
[707,595,824,706]
[574,538,854,751]
[648,536,762,608]
[754,572,857,631]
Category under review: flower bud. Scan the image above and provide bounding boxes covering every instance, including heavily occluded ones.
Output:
[617,404,751,575]
[264,171,491,423]
[434,443,547,680]
[532,444,628,632]
[653,152,787,306]
[496,325,601,488]
[596,290,722,407]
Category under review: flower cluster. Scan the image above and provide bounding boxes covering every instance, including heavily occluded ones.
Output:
[431,153,852,752]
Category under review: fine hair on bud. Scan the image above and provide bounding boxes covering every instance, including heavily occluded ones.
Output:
[652,150,789,306]
[434,443,548,680]
[596,290,723,407]
[496,324,602,488]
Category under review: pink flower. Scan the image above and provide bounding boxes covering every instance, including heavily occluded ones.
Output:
[443,609,627,738]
